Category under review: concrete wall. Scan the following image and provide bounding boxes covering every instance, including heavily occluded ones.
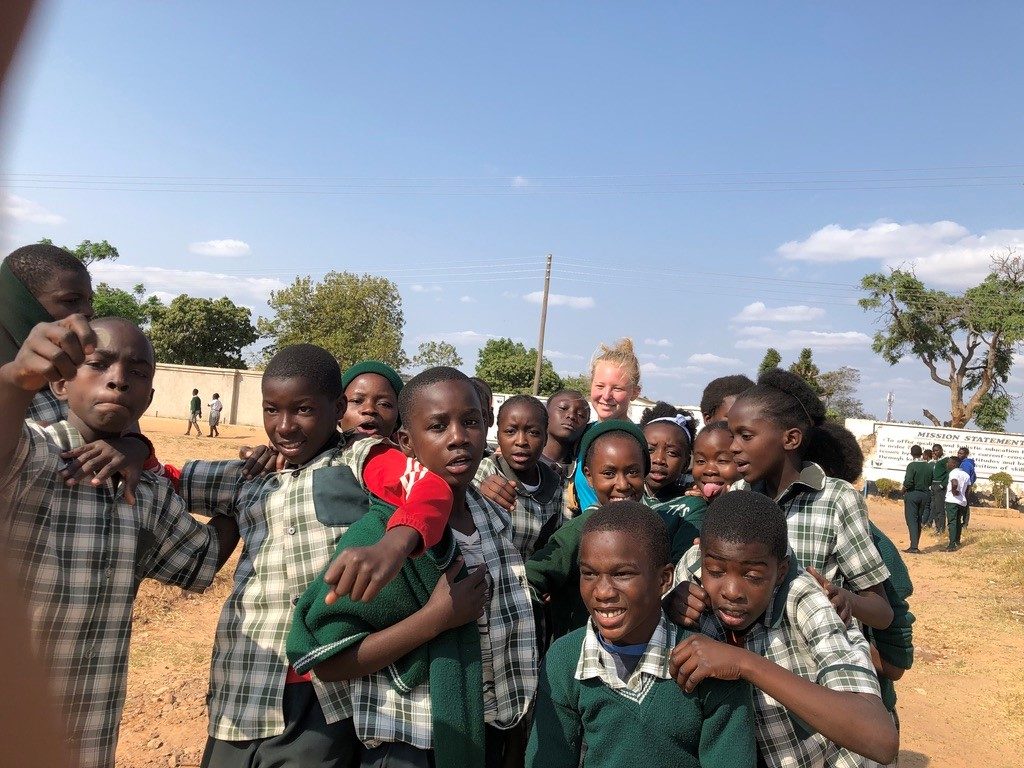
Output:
[146,363,264,426]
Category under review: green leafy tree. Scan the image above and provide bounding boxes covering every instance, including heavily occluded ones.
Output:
[860,249,1024,428]
[559,372,591,395]
[817,366,873,421]
[150,295,258,369]
[92,283,163,327]
[972,392,1012,432]
[757,348,782,376]
[788,347,822,393]
[258,272,407,370]
[411,340,463,369]
[475,338,562,395]
[39,237,120,266]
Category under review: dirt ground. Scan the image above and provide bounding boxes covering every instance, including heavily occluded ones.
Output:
[115,416,1024,767]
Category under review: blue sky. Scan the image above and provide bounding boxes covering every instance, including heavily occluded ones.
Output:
[2,2,1023,427]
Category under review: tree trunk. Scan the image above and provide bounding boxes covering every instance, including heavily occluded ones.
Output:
[922,409,942,426]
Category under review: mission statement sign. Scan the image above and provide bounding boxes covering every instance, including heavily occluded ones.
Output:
[869,423,1024,484]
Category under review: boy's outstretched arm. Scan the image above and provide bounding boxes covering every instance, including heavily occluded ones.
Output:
[671,637,898,765]
[314,558,487,681]
[0,316,95,469]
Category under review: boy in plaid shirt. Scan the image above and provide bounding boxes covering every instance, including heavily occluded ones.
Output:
[669,491,899,767]
[475,394,565,558]
[723,369,893,632]
[181,346,454,768]
[288,367,538,768]
[0,316,239,768]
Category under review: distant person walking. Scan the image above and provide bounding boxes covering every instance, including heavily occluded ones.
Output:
[208,392,223,437]
[902,444,932,554]
[185,388,202,436]
[945,456,970,551]
[957,447,977,528]
[930,443,949,534]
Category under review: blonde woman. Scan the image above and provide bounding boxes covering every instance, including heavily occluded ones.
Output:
[570,338,642,512]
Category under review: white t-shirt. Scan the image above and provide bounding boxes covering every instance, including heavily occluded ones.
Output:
[946,467,970,506]
[209,399,223,415]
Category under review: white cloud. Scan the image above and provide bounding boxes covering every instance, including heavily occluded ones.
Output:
[736,325,773,337]
[90,262,284,310]
[687,353,742,366]
[639,352,671,361]
[777,219,1024,288]
[643,338,672,347]
[1,193,65,225]
[416,330,500,346]
[187,238,251,257]
[732,301,825,323]
[733,327,871,351]
[411,284,443,293]
[511,175,529,188]
[522,291,595,310]
[545,349,585,361]
[640,361,705,379]
[459,295,477,303]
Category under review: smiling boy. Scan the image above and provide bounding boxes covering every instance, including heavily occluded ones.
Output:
[0,315,238,768]
[526,501,755,768]
[669,491,898,767]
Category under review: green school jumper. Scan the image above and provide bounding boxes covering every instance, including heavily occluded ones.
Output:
[526,616,756,768]
[864,522,914,714]
[902,460,933,550]
[932,460,951,532]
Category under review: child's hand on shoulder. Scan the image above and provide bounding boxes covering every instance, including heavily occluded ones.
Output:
[323,525,423,604]
[424,557,489,634]
[663,579,710,628]
[670,635,746,692]
[59,435,150,505]
[479,474,517,512]
[239,444,285,479]
[2,316,95,391]
[807,567,854,626]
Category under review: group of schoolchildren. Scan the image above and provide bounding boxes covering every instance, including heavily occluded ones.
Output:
[0,242,912,768]
[186,388,224,437]
[901,443,977,554]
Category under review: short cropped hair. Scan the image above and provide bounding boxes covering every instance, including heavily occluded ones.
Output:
[910,444,922,457]
[695,419,732,444]
[5,243,90,295]
[263,343,342,399]
[497,394,548,428]
[700,374,754,419]
[701,490,788,562]
[399,366,474,425]
[581,500,669,569]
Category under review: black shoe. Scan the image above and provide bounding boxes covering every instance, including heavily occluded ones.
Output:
[945,544,958,552]
[902,547,921,554]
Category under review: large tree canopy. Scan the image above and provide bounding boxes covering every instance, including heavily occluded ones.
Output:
[39,237,120,266]
[150,295,258,369]
[92,283,163,327]
[475,338,562,395]
[411,340,463,369]
[258,272,407,370]
[859,250,1024,428]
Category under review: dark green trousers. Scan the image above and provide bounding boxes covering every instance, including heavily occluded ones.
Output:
[932,483,947,532]
[945,502,966,548]
[903,490,929,550]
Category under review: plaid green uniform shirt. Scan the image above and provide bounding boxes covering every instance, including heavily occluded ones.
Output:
[576,612,674,698]
[676,554,882,768]
[474,455,565,558]
[180,436,382,741]
[734,463,889,593]
[26,388,68,426]
[0,421,220,768]
[349,487,538,749]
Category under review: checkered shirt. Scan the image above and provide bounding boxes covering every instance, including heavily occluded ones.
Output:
[676,555,881,768]
[350,487,538,749]
[180,436,384,741]
[0,421,220,768]
[26,387,68,426]
[734,463,889,592]
[474,455,565,558]
[576,612,673,701]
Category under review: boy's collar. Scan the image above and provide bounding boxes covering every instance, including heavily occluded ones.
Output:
[467,485,511,536]
[752,461,826,502]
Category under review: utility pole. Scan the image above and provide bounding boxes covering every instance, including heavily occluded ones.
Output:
[886,391,894,422]
[532,253,553,395]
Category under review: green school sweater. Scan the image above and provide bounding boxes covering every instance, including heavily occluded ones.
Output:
[526,622,756,768]
[189,395,201,414]
[903,461,933,492]
[526,503,700,639]
[286,498,484,768]
[865,522,915,712]
[644,489,709,538]
[932,459,951,485]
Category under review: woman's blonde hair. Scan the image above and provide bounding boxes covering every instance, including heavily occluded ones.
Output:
[590,337,641,389]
